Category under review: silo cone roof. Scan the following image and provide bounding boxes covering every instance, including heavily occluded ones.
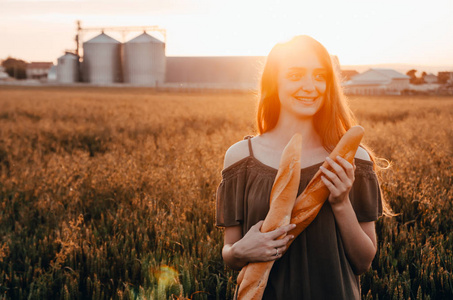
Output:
[85,32,120,44]
[126,32,164,44]
[58,52,78,60]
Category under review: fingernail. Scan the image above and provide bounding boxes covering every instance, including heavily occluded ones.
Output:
[292,224,296,228]
[290,235,295,239]
[326,157,332,161]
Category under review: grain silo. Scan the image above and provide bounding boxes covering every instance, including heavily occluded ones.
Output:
[82,32,122,84]
[56,52,79,83]
[123,32,165,86]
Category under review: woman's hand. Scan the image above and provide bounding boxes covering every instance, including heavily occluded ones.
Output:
[320,156,356,206]
[231,221,296,265]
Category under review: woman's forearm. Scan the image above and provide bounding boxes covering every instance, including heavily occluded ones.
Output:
[330,199,377,275]
[222,243,248,271]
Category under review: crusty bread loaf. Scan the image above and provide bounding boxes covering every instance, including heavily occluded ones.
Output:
[287,125,365,244]
[236,126,365,300]
[236,133,302,300]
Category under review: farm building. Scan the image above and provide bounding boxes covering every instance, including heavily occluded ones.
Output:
[57,52,79,83]
[82,33,122,84]
[123,32,166,86]
[26,62,54,79]
[47,66,57,81]
[165,56,265,90]
[423,73,437,84]
[340,70,359,82]
[0,66,9,80]
[54,28,266,88]
[343,68,410,95]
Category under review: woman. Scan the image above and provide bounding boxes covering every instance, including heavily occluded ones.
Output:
[216,35,384,299]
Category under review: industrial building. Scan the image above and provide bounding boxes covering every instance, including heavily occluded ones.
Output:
[165,56,265,90]
[82,33,122,84]
[54,24,265,89]
[57,53,79,83]
[56,32,263,89]
[123,32,166,86]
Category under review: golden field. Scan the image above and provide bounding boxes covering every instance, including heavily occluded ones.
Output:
[0,86,452,299]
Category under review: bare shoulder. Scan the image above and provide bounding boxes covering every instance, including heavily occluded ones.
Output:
[223,139,251,169]
[355,146,371,161]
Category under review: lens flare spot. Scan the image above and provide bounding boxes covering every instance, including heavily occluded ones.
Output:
[156,265,179,287]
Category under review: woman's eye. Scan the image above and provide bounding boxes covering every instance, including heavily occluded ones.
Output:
[287,73,302,80]
[314,73,326,81]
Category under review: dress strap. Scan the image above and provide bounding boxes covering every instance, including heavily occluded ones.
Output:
[243,135,255,157]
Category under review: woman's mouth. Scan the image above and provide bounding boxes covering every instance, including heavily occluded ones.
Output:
[293,96,318,104]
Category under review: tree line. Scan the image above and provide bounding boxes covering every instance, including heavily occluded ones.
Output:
[1,57,28,79]
[406,69,451,85]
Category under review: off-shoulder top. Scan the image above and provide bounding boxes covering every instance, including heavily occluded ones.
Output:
[216,137,383,300]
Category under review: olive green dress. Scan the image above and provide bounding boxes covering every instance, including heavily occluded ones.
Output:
[216,137,383,300]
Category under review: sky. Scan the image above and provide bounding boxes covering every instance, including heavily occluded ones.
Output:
[1,0,452,68]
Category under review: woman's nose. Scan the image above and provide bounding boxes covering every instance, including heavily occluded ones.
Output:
[299,76,315,92]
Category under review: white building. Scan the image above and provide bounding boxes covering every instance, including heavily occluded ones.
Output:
[26,62,54,79]
[343,68,410,95]
[47,65,57,81]
[0,66,9,80]
[423,73,437,84]
[82,33,122,84]
[57,52,79,83]
[123,32,166,86]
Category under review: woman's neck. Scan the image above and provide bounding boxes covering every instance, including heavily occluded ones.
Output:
[267,112,322,150]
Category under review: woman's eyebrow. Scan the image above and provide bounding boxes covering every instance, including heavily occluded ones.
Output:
[287,67,326,72]
[287,67,306,71]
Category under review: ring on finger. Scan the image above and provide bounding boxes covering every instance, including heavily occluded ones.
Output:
[275,248,279,256]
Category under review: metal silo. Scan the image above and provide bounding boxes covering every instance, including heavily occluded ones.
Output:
[56,52,79,83]
[123,32,165,86]
[82,33,122,84]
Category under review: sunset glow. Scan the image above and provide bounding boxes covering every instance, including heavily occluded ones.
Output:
[1,0,452,67]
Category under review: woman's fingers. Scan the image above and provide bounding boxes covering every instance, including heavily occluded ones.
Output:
[264,223,296,240]
[320,157,354,188]
[272,234,293,248]
[250,220,264,232]
[325,157,349,182]
[239,220,297,262]
[320,156,357,204]
[263,225,295,258]
[336,156,355,180]
[266,244,288,261]
[319,165,342,187]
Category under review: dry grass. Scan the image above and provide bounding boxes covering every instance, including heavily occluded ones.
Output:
[0,86,452,299]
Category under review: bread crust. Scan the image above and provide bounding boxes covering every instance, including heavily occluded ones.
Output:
[236,126,365,300]
[287,125,365,244]
[236,133,302,299]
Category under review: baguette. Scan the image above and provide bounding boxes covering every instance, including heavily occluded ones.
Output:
[236,133,302,300]
[287,125,365,243]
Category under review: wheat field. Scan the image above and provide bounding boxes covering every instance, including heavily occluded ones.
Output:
[0,86,452,299]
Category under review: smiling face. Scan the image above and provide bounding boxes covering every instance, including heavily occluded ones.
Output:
[277,47,327,120]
